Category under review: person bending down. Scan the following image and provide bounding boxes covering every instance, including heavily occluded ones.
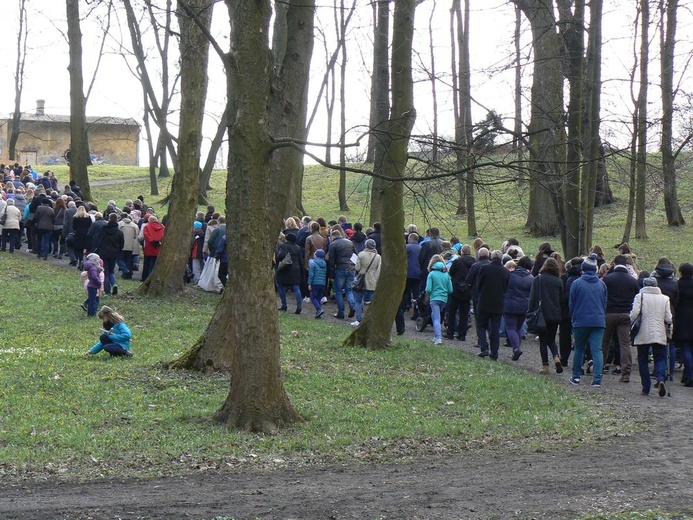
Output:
[85,306,133,358]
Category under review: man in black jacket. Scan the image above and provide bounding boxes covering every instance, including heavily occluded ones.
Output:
[601,255,640,382]
[445,245,475,340]
[418,227,443,292]
[476,250,510,359]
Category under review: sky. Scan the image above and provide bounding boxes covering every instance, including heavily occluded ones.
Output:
[1,0,691,166]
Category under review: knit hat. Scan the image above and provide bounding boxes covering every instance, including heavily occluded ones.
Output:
[477,247,490,258]
[193,221,203,230]
[365,239,376,250]
[643,277,658,287]
[86,253,100,263]
[315,249,325,259]
[581,253,598,272]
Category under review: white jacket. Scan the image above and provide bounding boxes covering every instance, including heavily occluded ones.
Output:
[630,287,672,346]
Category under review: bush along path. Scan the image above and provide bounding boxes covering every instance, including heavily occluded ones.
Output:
[2,255,692,519]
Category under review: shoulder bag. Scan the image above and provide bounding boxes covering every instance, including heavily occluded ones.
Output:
[525,276,546,334]
[352,253,376,292]
[277,248,293,271]
[630,293,643,345]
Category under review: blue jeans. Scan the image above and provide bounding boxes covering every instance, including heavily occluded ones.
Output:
[680,341,693,383]
[87,286,99,317]
[637,344,666,394]
[477,312,502,358]
[354,289,374,321]
[103,257,117,294]
[310,285,325,314]
[572,327,604,384]
[37,229,51,259]
[431,300,445,341]
[118,251,133,277]
[334,268,355,317]
[278,283,301,311]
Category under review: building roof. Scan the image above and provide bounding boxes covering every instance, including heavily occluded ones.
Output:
[3,113,140,127]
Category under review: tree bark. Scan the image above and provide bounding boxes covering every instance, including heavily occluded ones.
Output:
[660,0,685,226]
[66,0,94,202]
[368,0,390,225]
[140,0,212,298]
[338,0,350,212]
[345,0,416,350]
[635,0,649,239]
[513,5,523,163]
[514,0,564,237]
[9,0,27,162]
[199,111,228,201]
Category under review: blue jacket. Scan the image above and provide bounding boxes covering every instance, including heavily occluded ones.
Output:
[504,267,533,315]
[406,243,422,279]
[308,258,327,286]
[569,271,607,328]
[426,262,453,303]
[90,322,132,354]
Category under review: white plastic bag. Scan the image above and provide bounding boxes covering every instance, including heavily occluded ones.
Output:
[197,259,223,293]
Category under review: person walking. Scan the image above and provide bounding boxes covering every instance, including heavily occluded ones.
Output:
[351,239,381,326]
[674,263,693,387]
[568,254,607,387]
[528,258,564,373]
[631,277,673,396]
[476,250,510,360]
[425,254,453,345]
[503,255,533,362]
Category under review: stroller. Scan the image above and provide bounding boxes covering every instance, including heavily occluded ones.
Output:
[412,292,446,332]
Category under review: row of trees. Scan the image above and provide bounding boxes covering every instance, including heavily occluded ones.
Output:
[6,0,690,431]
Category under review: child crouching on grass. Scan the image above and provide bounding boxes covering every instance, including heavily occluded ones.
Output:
[80,253,104,317]
[308,249,327,318]
[85,306,133,358]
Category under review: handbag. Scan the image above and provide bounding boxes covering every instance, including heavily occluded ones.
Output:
[198,258,223,293]
[277,251,293,271]
[0,210,6,225]
[630,293,643,344]
[525,276,546,334]
[352,253,376,291]
[65,232,76,248]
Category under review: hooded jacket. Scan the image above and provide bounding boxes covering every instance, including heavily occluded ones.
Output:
[653,264,679,316]
[97,221,125,260]
[143,220,165,256]
[569,271,607,328]
[504,266,533,315]
[425,261,453,303]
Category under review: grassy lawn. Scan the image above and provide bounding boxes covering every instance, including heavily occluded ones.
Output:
[0,252,633,482]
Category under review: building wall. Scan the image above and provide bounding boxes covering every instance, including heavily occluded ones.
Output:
[0,120,139,166]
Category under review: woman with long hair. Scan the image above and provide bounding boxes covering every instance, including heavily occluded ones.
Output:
[71,205,92,269]
[528,258,565,374]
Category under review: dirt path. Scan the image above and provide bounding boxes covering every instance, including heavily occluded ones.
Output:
[3,261,692,519]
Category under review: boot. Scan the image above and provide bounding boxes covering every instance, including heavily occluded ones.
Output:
[539,366,549,375]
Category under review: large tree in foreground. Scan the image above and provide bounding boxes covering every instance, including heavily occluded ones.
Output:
[172,0,314,432]
[345,0,416,350]
[140,0,212,297]
[66,0,93,201]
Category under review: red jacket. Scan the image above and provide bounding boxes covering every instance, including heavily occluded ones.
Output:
[143,221,165,256]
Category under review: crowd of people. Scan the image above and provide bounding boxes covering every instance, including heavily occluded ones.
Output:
[275,216,693,397]
[2,165,691,390]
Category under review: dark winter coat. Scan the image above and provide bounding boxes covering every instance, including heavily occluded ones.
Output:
[276,242,304,286]
[653,264,679,317]
[406,243,422,280]
[504,267,534,315]
[97,222,125,261]
[72,215,92,250]
[449,254,475,299]
[477,259,510,314]
[88,218,108,252]
[367,230,382,254]
[560,264,582,321]
[350,231,367,253]
[673,276,693,342]
[327,237,356,271]
[603,265,641,314]
[34,204,55,231]
[418,237,443,272]
[465,257,490,303]
[528,271,564,324]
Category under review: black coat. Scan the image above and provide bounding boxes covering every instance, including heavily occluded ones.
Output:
[449,254,475,299]
[477,259,510,314]
[72,216,92,250]
[418,238,443,272]
[673,277,693,342]
[528,271,564,323]
[465,257,490,302]
[276,242,304,286]
[603,266,640,314]
[97,222,125,260]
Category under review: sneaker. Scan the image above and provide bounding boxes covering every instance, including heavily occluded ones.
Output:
[612,366,622,375]
[315,310,324,319]
[333,313,344,319]
[303,297,311,303]
[80,303,88,312]
[321,297,327,304]
[512,350,523,361]
[433,338,442,345]
[569,376,581,385]
[586,360,593,374]
[350,320,360,327]
[554,356,563,374]
[477,350,489,358]
[124,350,134,358]
[112,285,118,296]
[658,381,667,397]
[591,381,601,388]
[603,364,611,373]
[84,350,94,358]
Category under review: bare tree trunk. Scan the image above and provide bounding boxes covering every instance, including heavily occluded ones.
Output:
[514,0,564,237]
[635,0,649,239]
[623,115,638,245]
[660,0,685,225]
[368,0,390,225]
[345,0,416,350]
[338,0,349,212]
[199,111,228,201]
[141,0,212,297]
[428,1,439,164]
[581,0,603,251]
[9,0,28,162]
[143,97,160,196]
[513,5,523,163]
[66,0,94,202]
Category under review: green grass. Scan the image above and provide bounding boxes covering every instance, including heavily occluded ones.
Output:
[0,253,633,482]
